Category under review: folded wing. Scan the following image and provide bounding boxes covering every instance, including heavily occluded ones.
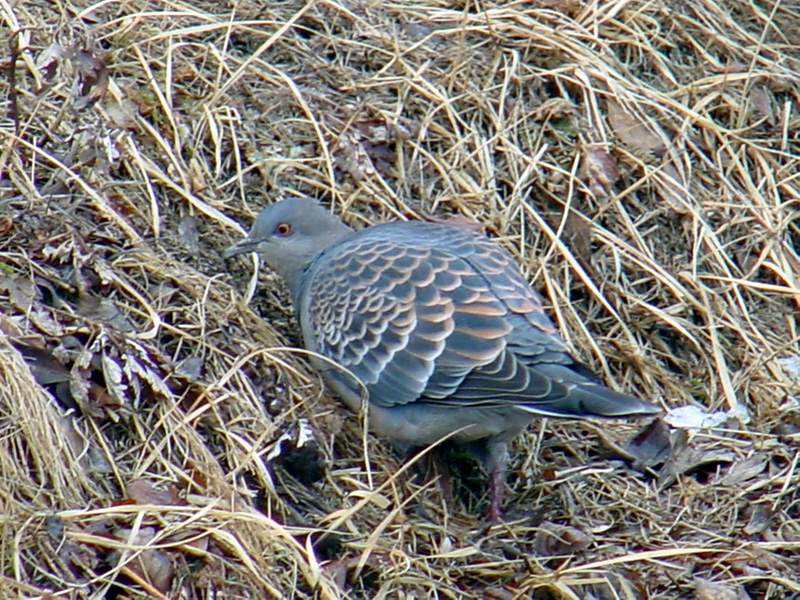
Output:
[301,222,658,418]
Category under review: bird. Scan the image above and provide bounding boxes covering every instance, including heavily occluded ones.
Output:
[224,198,661,521]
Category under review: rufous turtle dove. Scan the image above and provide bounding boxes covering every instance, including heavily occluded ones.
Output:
[225,198,660,520]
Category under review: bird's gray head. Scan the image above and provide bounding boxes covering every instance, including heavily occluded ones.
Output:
[224,198,354,296]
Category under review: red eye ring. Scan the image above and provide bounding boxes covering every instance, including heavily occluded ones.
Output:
[274,222,293,236]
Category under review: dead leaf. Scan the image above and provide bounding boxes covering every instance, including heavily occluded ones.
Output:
[0,275,37,312]
[104,98,139,129]
[0,316,25,339]
[606,99,666,155]
[353,118,412,143]
[777,355,800,379]
[174,355,204,381]
[535,0,581,14]
[334,118,410,181]
[46,516,66,542]
[71,47,109,109]
[15,343,72,386]
[581,146,620,198]
[694,577,751,600]
[334,130,375,181]
[77,293,135,331]
[531,97,577,123]
[710,62,749,74]
[322,555,361,592]
[0,215,12,236]
[70,368,102,417]
[533,522,592,557]
[127,479,182,506]
[178,216,200,253]
[59,413,113,473]
[749,85,774,125]
[124,353,173,399]
[743,504,773,535]
[101,351,128,405]
[112,527,174,594]
[717,453,768,487]
[36,41,68,84]
[563,211,593,266]
[482,588,519,600]
[625,418,673,468]
[657,432,735,489]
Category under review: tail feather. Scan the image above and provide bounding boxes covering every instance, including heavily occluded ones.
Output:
[519,382,661,419]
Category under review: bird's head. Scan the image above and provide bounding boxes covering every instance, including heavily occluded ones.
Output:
[224,198,353,295]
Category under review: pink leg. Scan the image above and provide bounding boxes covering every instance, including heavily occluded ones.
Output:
[487,462,505,522]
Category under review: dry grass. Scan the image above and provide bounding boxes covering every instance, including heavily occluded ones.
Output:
[1,0,799,597]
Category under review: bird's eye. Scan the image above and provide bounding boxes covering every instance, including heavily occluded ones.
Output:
[274,222,293,236]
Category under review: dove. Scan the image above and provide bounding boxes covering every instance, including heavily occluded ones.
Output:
[225,198,660,520]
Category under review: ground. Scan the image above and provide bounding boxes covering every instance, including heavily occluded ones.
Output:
[1,1,799,598]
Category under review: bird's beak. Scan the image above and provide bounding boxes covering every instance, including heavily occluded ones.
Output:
[223,237,258,259]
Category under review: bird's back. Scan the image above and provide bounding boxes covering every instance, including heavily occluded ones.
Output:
[296,220,658,423]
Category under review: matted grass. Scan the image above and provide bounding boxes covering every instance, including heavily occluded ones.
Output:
[1,0,799,597]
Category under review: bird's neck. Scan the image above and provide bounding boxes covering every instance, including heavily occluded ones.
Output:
[283,224,354,300]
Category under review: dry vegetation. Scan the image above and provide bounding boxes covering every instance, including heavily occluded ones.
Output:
[1,0,799,598]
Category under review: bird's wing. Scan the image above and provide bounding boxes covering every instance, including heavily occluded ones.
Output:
[301,222,658,418]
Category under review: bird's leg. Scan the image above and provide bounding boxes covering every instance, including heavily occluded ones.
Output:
[432,449,454,505]
[407,447,454,504]
[487,462,505,522]
[485,442,509,522]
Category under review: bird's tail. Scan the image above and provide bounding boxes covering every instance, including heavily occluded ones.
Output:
[519,384,661,418]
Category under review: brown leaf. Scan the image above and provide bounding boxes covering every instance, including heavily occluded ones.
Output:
[535,0,581,14]
[533,522,592,557]
[0,316,25,338]
[124,353,173,398]
[563,211,593,266]
[743,504,773,535]
[71,47,109,109]
[174,355,204,380]
[101,351,128,405]
[606,99,665,155]
[88,381,122,412]
[335,118,410,181]
[334,130,375,181]
[77,293,135,331]
[482,587,520,600]
[321,555,361,591]
[113,527,174,594]
[35,42,68,84]
[104,98,139,129]
[694,578,751,600]
[657,431,735,489]
[127,479,182,506]
[749,85,773,125]
[0,215,12,236]
[70,369,103,417]
[625,418,672,468]
[581,146,620,198]
[59,413,113,473]
[0,275,37,312]
[531,97,577,122]
[717,453,768,487]
[353,118,412,143]
[14,343,72,386]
